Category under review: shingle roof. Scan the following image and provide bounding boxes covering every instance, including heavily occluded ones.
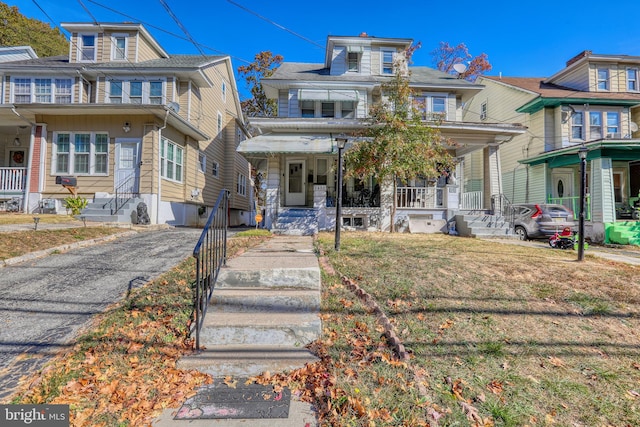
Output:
[483,76,640,101]
[94,55,226,69]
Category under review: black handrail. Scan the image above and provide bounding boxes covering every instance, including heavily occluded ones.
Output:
[103,174,139,215]
[191,189,229,350]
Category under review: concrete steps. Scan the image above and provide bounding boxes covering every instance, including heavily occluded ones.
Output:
[454,213,515,238]
[178,236,321,378]
[273,208,318,236]
[606,221,640,246]
[79,197,144,223]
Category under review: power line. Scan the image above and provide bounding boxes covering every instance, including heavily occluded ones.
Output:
[158,0,206,56]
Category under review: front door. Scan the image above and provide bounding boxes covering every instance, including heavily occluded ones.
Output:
[286,159,306,206]
[115,140,140,193]
[552,169,574,200]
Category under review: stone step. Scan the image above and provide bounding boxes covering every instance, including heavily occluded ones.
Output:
[199,311,321,348]
[177,345,319,378]
[218,267,320,289]
[212,288,320,313]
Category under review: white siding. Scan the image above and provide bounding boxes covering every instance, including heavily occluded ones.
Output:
[551,62,590,90]
[528,164,547,203]
[330,46,346,76]
[591,157,616,222]
[280,89,291,117]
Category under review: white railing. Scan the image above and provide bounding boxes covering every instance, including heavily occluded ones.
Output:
[397,187,442,208]
[461,191,483,210]
[0,167,26,192]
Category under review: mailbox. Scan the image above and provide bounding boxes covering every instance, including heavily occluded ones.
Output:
[56,176,77,187]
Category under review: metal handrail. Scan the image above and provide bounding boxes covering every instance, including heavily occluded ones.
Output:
[191,189,229,350]
[103,174,139,215]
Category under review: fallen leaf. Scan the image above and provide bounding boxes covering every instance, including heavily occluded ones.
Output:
[548,356,565,367]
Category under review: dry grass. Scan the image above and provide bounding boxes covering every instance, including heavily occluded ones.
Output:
[0,213,82,225]
[318,232,640,426]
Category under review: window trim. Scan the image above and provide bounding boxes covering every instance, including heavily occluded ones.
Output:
[347,52,360,72]
[413,94,449,120]
[198,152,206,173]
[597,68,609,91]
[106,79,166,104]
[221,81,227,102]
[237,172,247,196]
[78,33,97,62]
[627,68,639,92]
[11,77,74,104]
[381,49,395,75]
[51,131,110,176]
[160,137,184,183]
[111,33,128,61]
[480,101,488,121]
[211,161,219,178]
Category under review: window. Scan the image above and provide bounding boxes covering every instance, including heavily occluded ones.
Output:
[53,132,109,175]
[109,80,123,103]
[237,173,247,196]
[198,152,206,173]
[628,69,638,91]
[129,81,142,104]
[35,79,52,102]
[222,81,227,101]
[14,78,31,103]
[321,102,335,118]
[160,138,183,182]
[413,95,448,120]
[217,112,223,135]
[106,79,165,104]
[12,78,73,103]
[211,161,219,177]
[341,101,355,118]
[55,79,72,103]
[480,101,488,120]
[597,69,609,90]
[381,49,394,75]
[432,97,446,115]
[316,158,328,185]
[347,52,359,72]
[589,112,602,139]
[80,34,96,62]
[111,35,127,60]
[301,100,314,118]
[571,112,584,140]
[607,112,619,137]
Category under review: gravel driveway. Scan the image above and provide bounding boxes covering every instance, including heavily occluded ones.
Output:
[0,227,203,401]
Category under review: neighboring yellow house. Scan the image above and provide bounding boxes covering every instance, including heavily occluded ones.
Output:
[0,22,252,226]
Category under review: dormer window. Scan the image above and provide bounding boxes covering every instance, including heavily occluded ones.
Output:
[347,52,359,72]
[381,49,395,75]
[80,34,96,62]
[597,68,609,90]
[111,34,128,61]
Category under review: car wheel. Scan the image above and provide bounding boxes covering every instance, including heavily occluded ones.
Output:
[514,226,528,241]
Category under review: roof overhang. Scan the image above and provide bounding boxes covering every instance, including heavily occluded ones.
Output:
[238,134,337,154]
[516,97,640,114]
[519,139,640,167]
[5,104,209,140]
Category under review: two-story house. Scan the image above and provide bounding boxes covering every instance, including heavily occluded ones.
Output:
[238,33,525,235]
[0,22,252,226]
[464,51,640,244]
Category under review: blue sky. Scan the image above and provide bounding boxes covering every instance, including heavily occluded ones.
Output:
[10,0,640,98]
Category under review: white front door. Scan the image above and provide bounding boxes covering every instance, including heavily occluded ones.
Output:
[115,140,140,193]
[552,170,574,200]
[286,159,306,206]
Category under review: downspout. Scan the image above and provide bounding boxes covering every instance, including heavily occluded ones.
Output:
[156,110,170,224]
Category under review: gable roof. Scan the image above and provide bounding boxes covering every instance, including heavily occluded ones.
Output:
[482,76,640,113]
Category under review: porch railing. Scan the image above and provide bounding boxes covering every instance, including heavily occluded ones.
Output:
[461,191,483,210]
[547,195,592,221]
[397,186,442,208]
[191,189,229,350]
[0,167,27,193]
[103,174,139,215]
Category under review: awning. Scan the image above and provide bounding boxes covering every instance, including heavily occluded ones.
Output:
[519,139,640,167]
[297,89,359,102]
[237,134,336,154]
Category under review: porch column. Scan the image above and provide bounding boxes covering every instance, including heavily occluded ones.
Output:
[26,124,45,213]
[313,185,327,230]
[590,157,616,223]
[264,156,281,229]
[483,145,502,210]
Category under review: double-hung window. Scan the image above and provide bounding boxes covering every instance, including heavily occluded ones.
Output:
[217,112,223,135]
[221,81,227,102]
[607,112,620,137]
[381,49,394,75]
[341,101,355,118]
[149,81,163,104]
[198,152,206,173]
[480,101,488,121]
[347,52,359,72]
[597,69,609,90]
[14,78,31,103]
[111,34,127,60]
[35,79,52,102]
[129,81,143,104]
[237,173,247,196]
[589,112,602,139]
[628,69,639,92]
[571,112,584,140]
[53,132,109,175]
[412,95,448,120]
[300,100,314,118]
[160,138,183,182]
[107,79,165,104]
[55,79,72,103]
[80,34,96,62]
[321,102,335,118]
[12,77,73,103]
[109,80,123,103]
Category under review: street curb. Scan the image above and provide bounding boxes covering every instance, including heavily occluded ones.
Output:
[0,231,138,268]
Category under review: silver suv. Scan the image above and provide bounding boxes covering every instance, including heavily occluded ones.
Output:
[510,204,577,240]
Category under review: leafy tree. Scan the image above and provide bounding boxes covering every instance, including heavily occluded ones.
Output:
[237,51,283,118]
[0,2,68,57]
[431,41,491,82]
[344,46,455,232]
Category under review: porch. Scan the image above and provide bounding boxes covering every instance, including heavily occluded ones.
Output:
[0,167,26,210]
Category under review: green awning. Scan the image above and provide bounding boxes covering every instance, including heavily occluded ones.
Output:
[516,97,640,114]
[519,140,640,166]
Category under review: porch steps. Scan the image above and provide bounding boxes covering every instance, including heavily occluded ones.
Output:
[454,213,515,238]
[272,208,318,236]
[606,221,640,246]
[79,197,144,223]
[178,236,321,378]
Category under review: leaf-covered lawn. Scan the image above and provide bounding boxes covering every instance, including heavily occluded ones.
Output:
[293,232,640,426]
